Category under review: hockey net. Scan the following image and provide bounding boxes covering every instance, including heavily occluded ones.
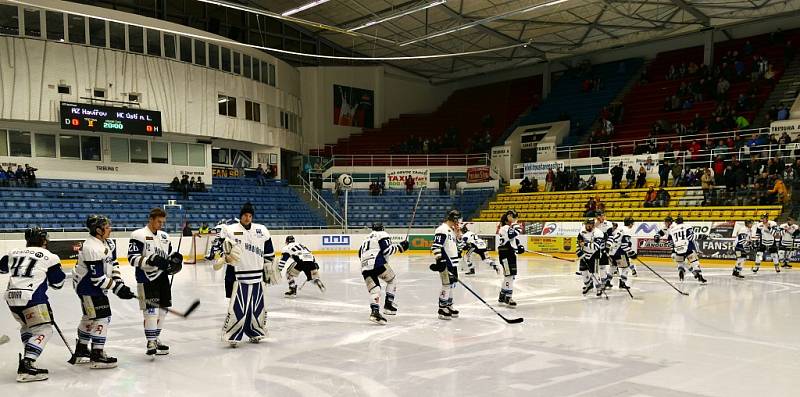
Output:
[185,232,217,265]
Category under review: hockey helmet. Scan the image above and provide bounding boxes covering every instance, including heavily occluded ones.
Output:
[664,215,674,224]
[675,215,684,224]
[371,222,384,231]
[285,235,295,244]
[446,209,462,223]
[24,226,48,247]
[86,215,110,236]
[760,213,769,221]
[585,218,595,225]
[744,219,753,226]
[623,217,635,227]
[500,209,519,225]
[595,210,605,218]
[240,201,255,217]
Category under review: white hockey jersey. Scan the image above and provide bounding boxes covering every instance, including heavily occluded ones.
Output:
[461,231,487,250]
[128,227,174,283]
[432,223,461,267]
[73,236,119,296]
[279,241,316,270]
[358,231,402,271]
[755,220,778,246]
[778,223,798,247]
[663,223,696,255]
[577,227,605,259]
[1,247,65,307]
[497,223,523,252]
[734,224,753,251]
[218,222,275,284]
[595,220,613,249]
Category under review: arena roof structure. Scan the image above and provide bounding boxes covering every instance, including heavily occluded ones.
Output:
[230,0,800,81]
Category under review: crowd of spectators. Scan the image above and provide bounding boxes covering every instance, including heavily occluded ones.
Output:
[0,164,37,187]
[169,174,206,198]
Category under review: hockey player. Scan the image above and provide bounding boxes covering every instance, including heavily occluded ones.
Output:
[608,218,638,289]
[655,216,707,283]
[460,224,499,275]
[578,218,606,296]
[358,223,408,324]
[777,217,798,269]
[732,219,754,279]
[72,215,136,368]
[206,218,239,298]
[216,202,278,346]
[127,208,183,357]
[278,236,325,297]
[497,209,524,307]
[1,227,65,382]
[431,210,463,320]
[594,211,614,289]
[753,214,780,273]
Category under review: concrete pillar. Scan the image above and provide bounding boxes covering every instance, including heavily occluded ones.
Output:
[703,29,715,66]
[542,62,551,99]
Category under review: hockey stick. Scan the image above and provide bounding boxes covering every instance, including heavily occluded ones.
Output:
[635,258,689,296]
[50,319,78,365]
[170,235,184,287]
[405,187,425,240]
[456,279,523,324]
[0,334,9,345]
[526,249,574,263]
[133,296,201,318]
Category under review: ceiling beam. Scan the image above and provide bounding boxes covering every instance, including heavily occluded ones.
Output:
[669,0,711,26]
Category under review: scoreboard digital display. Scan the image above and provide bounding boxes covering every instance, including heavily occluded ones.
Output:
[60,102,162,136]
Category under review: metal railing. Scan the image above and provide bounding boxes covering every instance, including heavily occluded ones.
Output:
[297,174,345,232]
[327,153,490,167]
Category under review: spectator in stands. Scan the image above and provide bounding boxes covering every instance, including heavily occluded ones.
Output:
[713,156,726,185]
[636,166,647,188]
[369,180,380,196]
[768,177,790,205]
[584,197,597,217]
[643,187,657,207]
[14,165,26,185]
[169,177,180,191]
[584,175,597,191]
[449,177,458,198]
[545,169,554,192]
[658,161,670,187]
[266,165,276,179]
[672,162,683,187]
[196,177,206,192]
[179,175,190,199]
[724,165,737,202]
[716,78,730,100]
[656,188,671,207]
[379,179,385,195]
[610,162,623,189]
[24,164,37,187]
[569,169,580,191]
[405,174,415,195]
[777,103,790,121]
[182,221,193,237]
[256,164,266,186]
[519,177,533,193]
[626,166,636,189]
[189,177,196,191]
[714,140,730,159]
[198,223,210,234]
[5,166,15,186]
[438,176,447,196]
[735,114,750,129]
[0,168,6,187]
[701,168,714,205]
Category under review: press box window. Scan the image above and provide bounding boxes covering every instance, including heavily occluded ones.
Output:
[151,141,169,164]
[8,130,31,157]
[24,9,40,37]
[0,4,19,36]
[67,14,85,44]
[109,22,125,50]
[89,18,106,47]
[45,11,63,41]
[80,136,101,161]
[34,134,56,158]
[218,95,237,117]
[245,101,261,122]
[59,134,80,158]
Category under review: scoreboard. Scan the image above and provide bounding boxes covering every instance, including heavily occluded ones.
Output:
[60,102,162,136]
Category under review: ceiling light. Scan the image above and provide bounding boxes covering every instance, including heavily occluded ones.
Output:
[399,0,570,46]
[281,0,331,17]
[348,0,447,32]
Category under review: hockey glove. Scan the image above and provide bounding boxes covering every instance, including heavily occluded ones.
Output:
[653,234,661,243]
[223,239,242,264]
[429,257,447,272]
[628,251,638,260]
[112,281,135,300]
[150,255,172,271]
[516,245,525,255]
[399,240,410,252]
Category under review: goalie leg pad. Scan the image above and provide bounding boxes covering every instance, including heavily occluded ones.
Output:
[222,281,267,342]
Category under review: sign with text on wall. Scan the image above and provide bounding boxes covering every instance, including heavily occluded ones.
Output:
[60,102,162,136]
[386,168,429,189]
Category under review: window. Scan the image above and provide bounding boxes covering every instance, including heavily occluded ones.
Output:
[268,63,276,86]
[146,29,160,56]
[80,136,101,161]
[109,21,125,50]
[67,14,85,44]
[164,33,176,58]
[221,47,231,72]
[130,139,148,163]
[110,137,129,162]
[171,143,188,166]
[260,61,268,84]
[179,36,192,62]
[89,18,105,47]
[128,25,143,53]
[24,9,40,37]
[245,101,261,122]
[208,43,219,69]
[0,4,19,36]
[34,134,56,157]
[233,51,241,74]
[59,134,80,158]
[151,141,168,164]
[252,58,260,82]
[0,130,7,156]
[194,40,206,66]
[212,148,229,164]
[188,144,205,166]
[9,130,31,157]
[243,55,251,78]
[93,88,105,98]
[218,95,237,117]
[45,11,63,41]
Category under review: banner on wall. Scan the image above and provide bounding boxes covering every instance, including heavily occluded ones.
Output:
[333,84,374,128]
[527,236,577,253]
[49,240,84,261]
[467,166,490,183]
[608,153,661,175]
[536,142,556,161]
[408,234,434,250]
[212,166,242,178]
[770,119,800,135]
[385,169,429,189]
[523,161,565,181]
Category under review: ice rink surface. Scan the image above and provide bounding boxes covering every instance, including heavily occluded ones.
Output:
[1,254,798,397]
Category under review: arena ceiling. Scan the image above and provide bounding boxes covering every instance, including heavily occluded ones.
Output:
[224,0,800,81]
